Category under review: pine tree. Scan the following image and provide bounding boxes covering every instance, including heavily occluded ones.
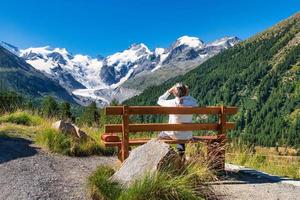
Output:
[60,102,72,121]
[41,96,59,118]
[81,102,100,126]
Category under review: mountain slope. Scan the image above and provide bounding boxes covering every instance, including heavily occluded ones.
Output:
[125,13,300,147]
[0,46,76,103]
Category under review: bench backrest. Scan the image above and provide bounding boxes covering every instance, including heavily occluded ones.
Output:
[105,105,238,161]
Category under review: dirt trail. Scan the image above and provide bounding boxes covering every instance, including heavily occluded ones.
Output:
[0,137,117,200]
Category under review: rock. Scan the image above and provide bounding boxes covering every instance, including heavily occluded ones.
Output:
[52,120,87,139]
[111,139,180,187]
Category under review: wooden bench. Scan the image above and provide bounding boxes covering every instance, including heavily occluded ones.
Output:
[102,105,238,170]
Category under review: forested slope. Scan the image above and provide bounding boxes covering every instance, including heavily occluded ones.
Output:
[125,13,300,147]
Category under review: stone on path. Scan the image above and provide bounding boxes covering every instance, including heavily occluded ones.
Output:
[52,120,87,139]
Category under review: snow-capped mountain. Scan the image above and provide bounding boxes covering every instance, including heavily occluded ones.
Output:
[100,43,153,85]
[0,36,240,107]
[19,46,105,91]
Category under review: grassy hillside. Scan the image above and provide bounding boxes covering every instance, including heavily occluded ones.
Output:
[125,13,300,147]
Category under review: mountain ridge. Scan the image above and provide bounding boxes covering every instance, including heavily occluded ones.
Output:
[1,35,240,106]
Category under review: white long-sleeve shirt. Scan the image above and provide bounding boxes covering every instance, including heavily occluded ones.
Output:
[157,91,198,140]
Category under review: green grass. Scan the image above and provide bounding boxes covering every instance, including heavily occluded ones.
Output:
[118,172,203,200]
[227,144,300,179]
[35,127,114,156]
[0,111,43,126]
[88,149,215,200]
[0,123,38,139]
[0,110,115,157]
[88,166,122,200]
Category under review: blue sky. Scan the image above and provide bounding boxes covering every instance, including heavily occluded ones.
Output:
[0,0,299,56]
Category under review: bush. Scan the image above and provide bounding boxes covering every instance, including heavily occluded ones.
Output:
[0,111,42,126]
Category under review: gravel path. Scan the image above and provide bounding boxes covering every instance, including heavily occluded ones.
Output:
[212,165,300,200]
[0,137,118,200]
[1,136,299,200]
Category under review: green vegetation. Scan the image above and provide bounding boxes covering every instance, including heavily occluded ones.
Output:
[88,166,122,200]
[125,13,300,148]
[87,154,215,200]
[41,96,60,118]
[0,110,115,156]
[35,127,113,156]
[118,172,202,200]
[79,101,100,127]
[227,144,300,179]
[0,111,42,126]
[0,91,24,113]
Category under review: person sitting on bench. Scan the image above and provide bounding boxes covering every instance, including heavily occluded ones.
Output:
[157,82,198,156]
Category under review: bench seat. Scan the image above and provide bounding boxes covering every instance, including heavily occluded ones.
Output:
[102,135,221,147]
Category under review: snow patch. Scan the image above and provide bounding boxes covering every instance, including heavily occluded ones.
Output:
[106,43,151,71]
[176,36,204,48]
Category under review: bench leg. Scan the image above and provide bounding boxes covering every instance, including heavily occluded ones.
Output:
[117,145,131,162]
[207,135,227,172]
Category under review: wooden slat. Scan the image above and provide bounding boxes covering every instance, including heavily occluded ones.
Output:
[105,122,236,133]
[103,135,221,147]
[105,123,219,133]
[128,106,221,115]
[129,123,219,132]
[225,122,236,130]
[105,106,238,115]
[225,107,238,115]
[105,124,123,133]
[105,106,123,115]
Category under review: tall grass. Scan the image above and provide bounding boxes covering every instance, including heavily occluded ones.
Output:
[118,172,203,200]
[88,147,216,200]
[0,110,115,156]
[35,127,114,156]
[227,143,300,179]
[0,111,43,126]
[88,166,122,200]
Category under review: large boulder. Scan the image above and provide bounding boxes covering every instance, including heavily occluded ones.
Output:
[111,139,181,187]
[52,120,87,139]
